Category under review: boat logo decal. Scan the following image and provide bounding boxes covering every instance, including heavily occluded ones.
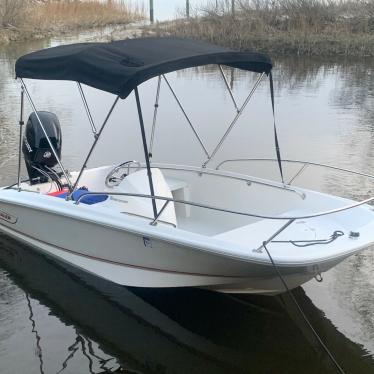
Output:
[0,210,17,224]
[143,236,152,248]
[24,139,33,153]
[43,151,52,159]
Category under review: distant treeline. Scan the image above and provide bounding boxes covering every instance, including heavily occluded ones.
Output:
[162,0,374,56]
[0,0,144,44]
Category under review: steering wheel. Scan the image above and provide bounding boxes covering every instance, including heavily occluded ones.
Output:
[105,161,140,188]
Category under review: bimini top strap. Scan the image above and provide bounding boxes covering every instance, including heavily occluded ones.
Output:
[269,71,284,184]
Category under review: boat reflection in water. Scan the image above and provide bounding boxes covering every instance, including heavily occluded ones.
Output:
[0,234,373,374]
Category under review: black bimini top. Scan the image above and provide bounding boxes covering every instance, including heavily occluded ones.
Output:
[15,37,272,99]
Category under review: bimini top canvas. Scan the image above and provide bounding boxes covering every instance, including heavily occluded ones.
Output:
[15,37,272,99]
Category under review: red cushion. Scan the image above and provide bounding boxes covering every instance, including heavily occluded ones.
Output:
[47,188,69,196]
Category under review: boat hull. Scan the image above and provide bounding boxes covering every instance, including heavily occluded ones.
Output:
[0,196,361,295]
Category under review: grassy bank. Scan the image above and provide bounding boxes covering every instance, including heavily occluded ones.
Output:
[0,0,144,44]
[161,0,374,56]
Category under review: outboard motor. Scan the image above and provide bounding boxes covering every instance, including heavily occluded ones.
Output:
[22,111,62,185]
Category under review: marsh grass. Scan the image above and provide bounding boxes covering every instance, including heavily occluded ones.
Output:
[163,0,374,56]
[0,0,27,28]
[0,0,144,43]
[29,0,144,31]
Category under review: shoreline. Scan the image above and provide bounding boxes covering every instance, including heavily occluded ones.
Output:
[3,17,374,58]
[4,18,374,59]
[154,0,374,58]
[157,18,374,58]
[0,0,144,46]
[0,22,148,46]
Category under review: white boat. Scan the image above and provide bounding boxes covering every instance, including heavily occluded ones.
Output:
[0,37,373,295]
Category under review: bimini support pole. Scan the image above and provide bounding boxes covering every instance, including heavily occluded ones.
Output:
[149,76,162,158]
[69,95,120,198]
[202,72,265,168]
[20,79,73,191]
[77,82,98,138]
[17,86,24,191]
[162,74,210,158]
[134,87,157,219]
[218,65,239,113]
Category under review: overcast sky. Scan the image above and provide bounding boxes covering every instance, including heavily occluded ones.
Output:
[140,0,211,21]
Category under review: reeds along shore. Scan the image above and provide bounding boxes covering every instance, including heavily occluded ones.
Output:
[162,0,374,57]
[0,0,144,44]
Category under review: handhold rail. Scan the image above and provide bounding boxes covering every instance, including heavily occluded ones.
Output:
[215,157,374,183]
[141,163,307,199]
[73,191,374,221]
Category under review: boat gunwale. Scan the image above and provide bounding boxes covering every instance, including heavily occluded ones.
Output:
[72,163,374,221]
[1,168,373,267]
[6,162,374,221]
[0,207,370,270]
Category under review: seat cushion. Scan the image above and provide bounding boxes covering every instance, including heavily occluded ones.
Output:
[51,187,108,205]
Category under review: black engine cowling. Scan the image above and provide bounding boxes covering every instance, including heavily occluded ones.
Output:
[22,111,62,184]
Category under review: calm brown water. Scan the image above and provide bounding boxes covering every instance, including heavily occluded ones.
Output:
[0,34,374,373]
